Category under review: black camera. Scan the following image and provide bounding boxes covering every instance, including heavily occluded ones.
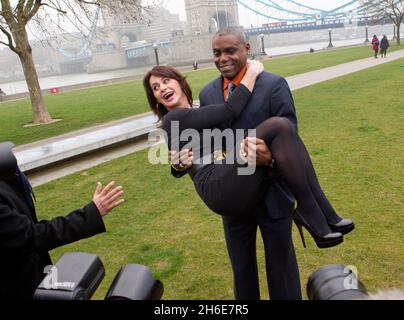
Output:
[0,141,17,180]
[307,264,368,300]
[34,252,163,300]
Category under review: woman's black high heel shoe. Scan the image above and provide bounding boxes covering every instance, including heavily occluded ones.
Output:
[293,210,343,248]
[328,219,355,235]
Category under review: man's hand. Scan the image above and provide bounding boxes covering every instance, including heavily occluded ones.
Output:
[240,137,273,166]
[170,149,194,171]
[93,181,125,216]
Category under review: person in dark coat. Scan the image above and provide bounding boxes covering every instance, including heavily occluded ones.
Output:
[0,141,125,299]
[380,35,390,58]
[371,35,380,58]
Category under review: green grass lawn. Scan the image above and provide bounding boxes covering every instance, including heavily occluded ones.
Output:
[33,58,404,299]
[0,43,402,146]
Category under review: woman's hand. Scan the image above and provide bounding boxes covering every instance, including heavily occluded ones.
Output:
[170,149,193,171]
[240,60,264,92]
[246,59,264,77]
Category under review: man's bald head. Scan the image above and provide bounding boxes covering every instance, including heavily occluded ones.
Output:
[212,27,248,45]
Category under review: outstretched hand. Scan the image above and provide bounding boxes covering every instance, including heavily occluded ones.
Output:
[93,181,125,216]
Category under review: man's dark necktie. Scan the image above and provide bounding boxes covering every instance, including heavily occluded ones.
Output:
[16,166,35,210]
[226,82,236,101]
[224,82,236,128]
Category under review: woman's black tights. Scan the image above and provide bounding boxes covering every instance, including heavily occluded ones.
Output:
[255,117,342,235]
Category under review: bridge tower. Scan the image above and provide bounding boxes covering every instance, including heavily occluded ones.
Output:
[100,2,142,49]
[185,0,240,35]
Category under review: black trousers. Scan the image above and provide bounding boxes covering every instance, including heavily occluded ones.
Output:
[193,166,301,299]
[222,206,302,300]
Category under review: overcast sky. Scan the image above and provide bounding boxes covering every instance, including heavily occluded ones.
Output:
[163,0,358,27]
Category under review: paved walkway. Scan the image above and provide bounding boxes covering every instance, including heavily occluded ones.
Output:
[13,49,404,175]
[287,49,404,90]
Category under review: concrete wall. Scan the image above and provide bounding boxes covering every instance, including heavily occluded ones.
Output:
[86,50,128,73]
[170,34,213,65]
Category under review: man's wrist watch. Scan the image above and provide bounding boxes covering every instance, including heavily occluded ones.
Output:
[171,163,186,172]
[267,158,275,169]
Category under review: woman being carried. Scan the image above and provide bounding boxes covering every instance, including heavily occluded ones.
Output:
[143,62,354,248]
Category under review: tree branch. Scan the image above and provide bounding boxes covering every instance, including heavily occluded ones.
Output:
[389,1,402,21]
[25,0,43,22]
[40,3,67,14]
[0,23,17,52]
[1,0,18,28]
[0,40,17,52]
[23,0,35,17]
[16,0,25,19]
[362,0,404,26]
[76,0,99,5]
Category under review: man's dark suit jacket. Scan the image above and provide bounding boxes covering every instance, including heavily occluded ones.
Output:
[0,178,106,299]
[199,71,298,219]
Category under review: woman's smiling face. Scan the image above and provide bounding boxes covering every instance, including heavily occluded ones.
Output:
[149,75,190,111]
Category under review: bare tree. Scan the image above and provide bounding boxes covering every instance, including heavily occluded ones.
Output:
[360,0,403,45]
[0,0,155,124]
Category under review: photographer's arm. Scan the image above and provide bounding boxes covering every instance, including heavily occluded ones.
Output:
[0,181,124,254]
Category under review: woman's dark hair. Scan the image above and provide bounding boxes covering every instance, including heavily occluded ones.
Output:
[143,66,193,120]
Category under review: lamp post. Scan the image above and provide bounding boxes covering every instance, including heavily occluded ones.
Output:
[327,28,334,48]
[393,25,397,40]
[152,43,159,66]
[259,34,265,55]
[364,25,369,43]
